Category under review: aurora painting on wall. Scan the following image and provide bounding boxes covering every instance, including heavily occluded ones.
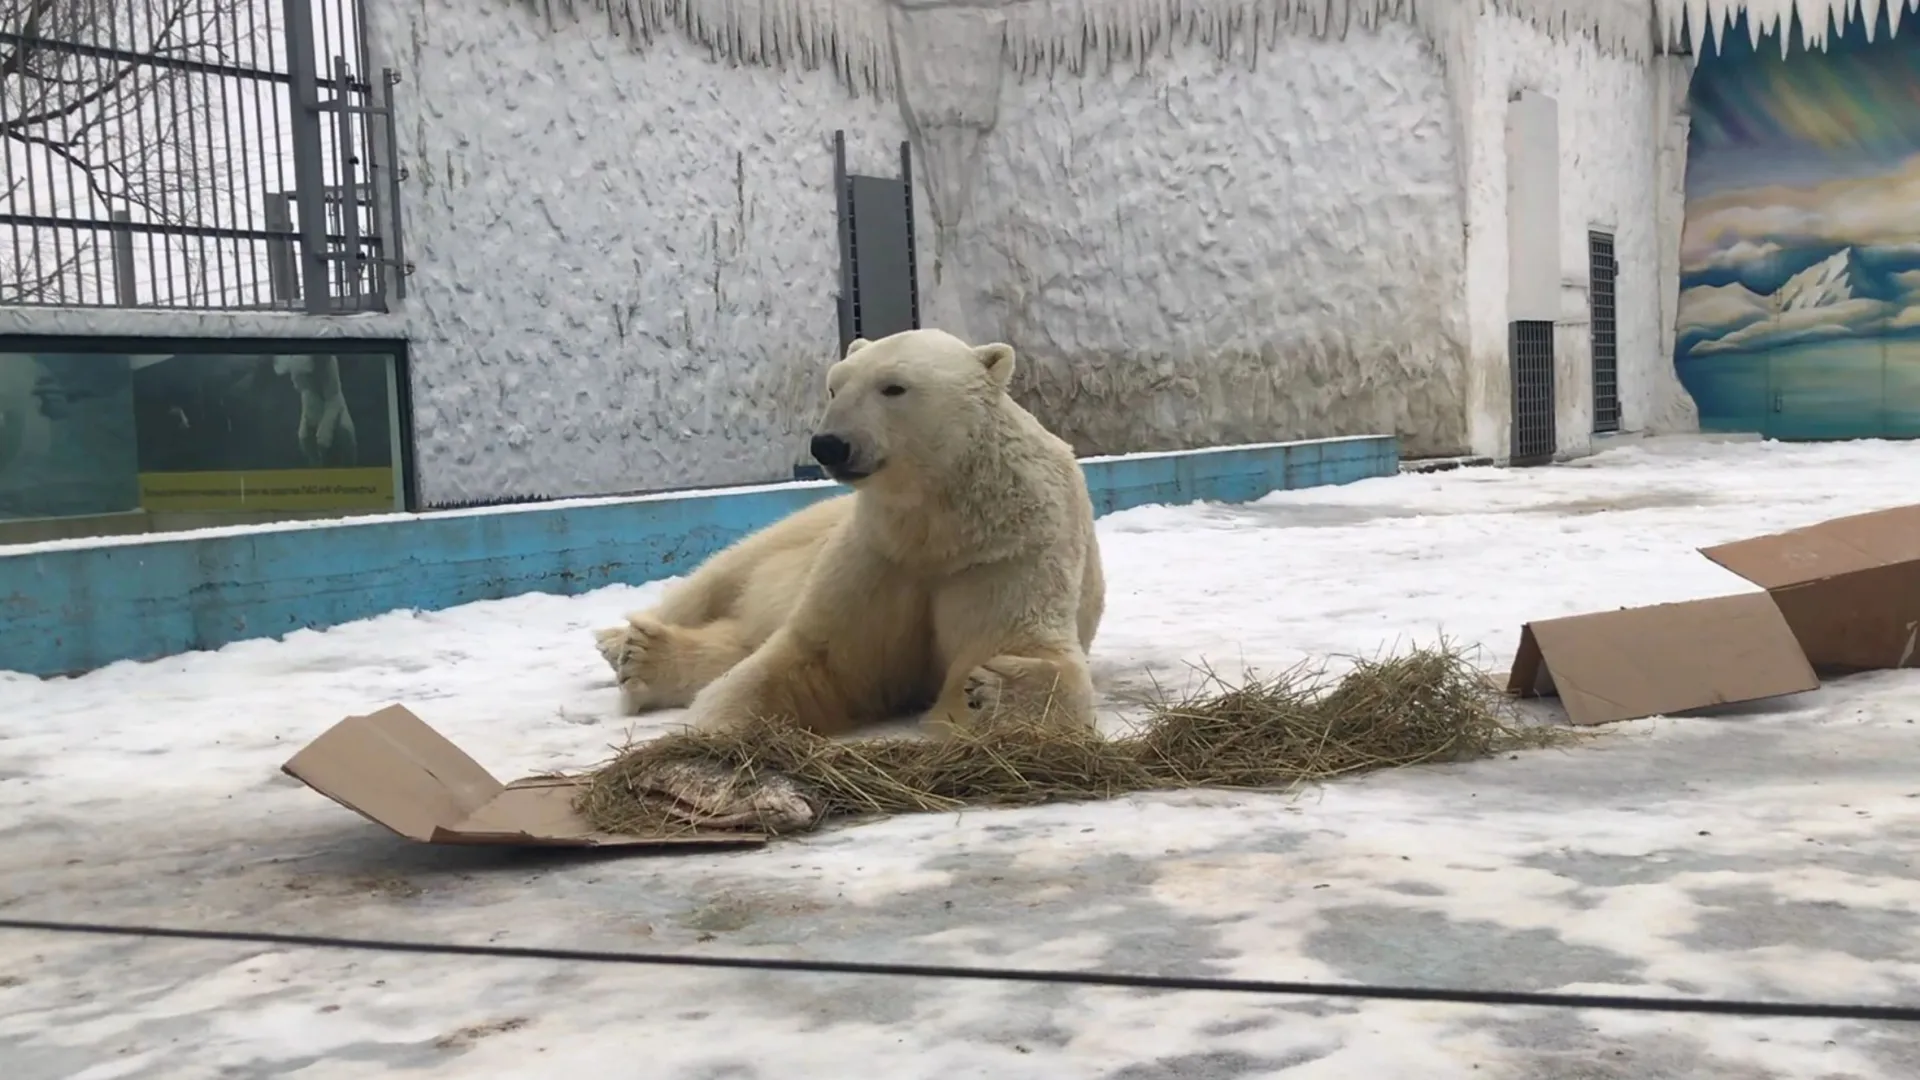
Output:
[1676,2,1920,440]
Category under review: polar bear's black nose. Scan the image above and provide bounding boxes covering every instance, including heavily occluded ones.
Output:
[810,434,852,469]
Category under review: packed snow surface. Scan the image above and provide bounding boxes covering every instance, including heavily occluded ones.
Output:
[4,435,1920,1079]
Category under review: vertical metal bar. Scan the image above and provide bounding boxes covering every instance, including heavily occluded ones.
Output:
[164,15,201,307]
[218,0,247,309]
[376,70,407,303]
[87,0,102,303]
[356,4,383,306]
[318,0,339,99]
[899,139,919,330]
[208,23,237,309]
[175,37,199,304]
[284,0,334,313]
[40,4,69,304]
[140,0,180,306]
[1508,322,1522,463]
[67,0,91,303]
[333,55,362,307]
[17,63,55,303]
[94,0,110,304]
[112,210,138,306]
[317,0,342,302]
[265,197,297,303]
[54,15,84,304]
[174,13,205,305]
[249,0,279,305]
[365,90,390,306]
[2,101,22,300]
[353,0,373,76]
[832,130,853,353]
[126,0,162,302]
[115,0,157,305]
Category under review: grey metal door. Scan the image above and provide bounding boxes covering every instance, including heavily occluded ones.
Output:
[833,133,920,353]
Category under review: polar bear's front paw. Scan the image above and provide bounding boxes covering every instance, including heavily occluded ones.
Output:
[596,615,671,714]
[957,655,1088,733]
[962,663,1008,725]
[592,625,631,671]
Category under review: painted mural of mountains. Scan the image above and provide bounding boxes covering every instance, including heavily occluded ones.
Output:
[1684,247,1892,356]
[1777,247,1859,310]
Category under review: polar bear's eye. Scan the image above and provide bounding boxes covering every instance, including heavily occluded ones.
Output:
[881,384,907,398]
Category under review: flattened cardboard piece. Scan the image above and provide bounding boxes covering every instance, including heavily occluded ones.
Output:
[1506,593,1819,727]
[283,705,766,850]
[1700,504,1920,672]
[1700,505,1920,589]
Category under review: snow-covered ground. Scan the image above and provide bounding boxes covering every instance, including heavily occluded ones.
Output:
[4,436,1920,1079]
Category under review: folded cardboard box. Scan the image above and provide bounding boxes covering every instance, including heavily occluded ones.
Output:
[284,705,766,851]
[1509,504,1920,726]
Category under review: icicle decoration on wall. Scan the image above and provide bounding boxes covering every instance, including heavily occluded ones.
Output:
[999,0,1657,80]
[526,0,900,97]
[520,0,1920,99]
[1656,0,1920,57]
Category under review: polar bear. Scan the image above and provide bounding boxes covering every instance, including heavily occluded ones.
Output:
[593,328,1104,737]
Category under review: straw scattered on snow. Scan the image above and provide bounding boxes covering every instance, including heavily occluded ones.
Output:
[573,641,1583,839]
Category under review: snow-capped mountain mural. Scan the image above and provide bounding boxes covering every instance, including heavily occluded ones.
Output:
[1777,247,1858,311]
[1680,247,1896,357]
[1676,6,1920,440]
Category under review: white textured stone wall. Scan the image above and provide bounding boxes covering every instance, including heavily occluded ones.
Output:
[936,22,1471,459]
[360,0,908,502]
[360,0,1484,492]
[1456,9,1698,461]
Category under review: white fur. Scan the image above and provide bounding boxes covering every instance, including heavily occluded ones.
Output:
[594,328,1105,737]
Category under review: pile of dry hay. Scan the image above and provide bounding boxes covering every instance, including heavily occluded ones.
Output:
[574,642,1577,839]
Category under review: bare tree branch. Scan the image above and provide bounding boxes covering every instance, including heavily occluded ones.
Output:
[0,0,56,79]
[2,0,245,304]
[5,52,145,133]
[0,173,88,300]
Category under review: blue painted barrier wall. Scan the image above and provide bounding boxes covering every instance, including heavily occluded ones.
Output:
[0,435,1397,677]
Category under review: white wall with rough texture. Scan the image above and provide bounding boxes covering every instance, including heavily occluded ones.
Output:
[354,0,908,503]
[1455,9,1698,463]
[928,22,1471,459]
[1649,53,1700,440]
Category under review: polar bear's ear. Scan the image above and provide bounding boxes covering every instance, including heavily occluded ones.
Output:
[844,337,872,358]
[974,343,1016,388]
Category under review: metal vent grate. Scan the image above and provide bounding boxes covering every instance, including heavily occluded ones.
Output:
[1510,319,1557,466]
[1589,231,1620,434]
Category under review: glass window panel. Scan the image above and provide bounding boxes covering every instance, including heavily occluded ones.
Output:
[0,344,407,541]
[0,352,140,520]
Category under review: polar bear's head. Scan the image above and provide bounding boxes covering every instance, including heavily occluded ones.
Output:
[809,328,1016,486]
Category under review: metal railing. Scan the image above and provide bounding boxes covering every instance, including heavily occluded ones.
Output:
[0,0,405,312]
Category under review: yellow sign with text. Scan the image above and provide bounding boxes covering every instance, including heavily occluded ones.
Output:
[138,468,398,513]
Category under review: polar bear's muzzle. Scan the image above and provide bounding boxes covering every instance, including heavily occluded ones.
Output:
[810,432,877,482]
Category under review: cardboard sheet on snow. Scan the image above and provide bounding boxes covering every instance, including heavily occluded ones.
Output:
[283,705,766,851]
[1699,504,1920,672]
[1510,503,1920,727]
[1508,594,1818,727]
